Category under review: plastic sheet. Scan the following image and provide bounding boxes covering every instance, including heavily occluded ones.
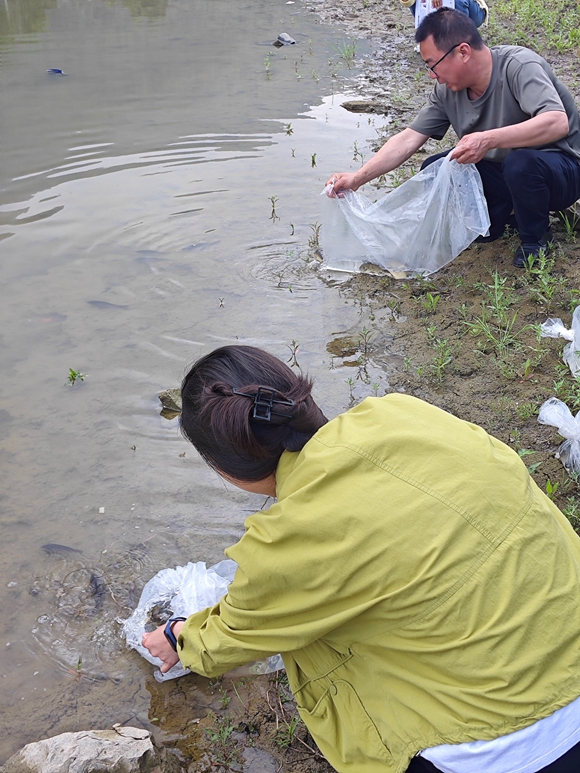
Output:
[538,397,580,474]
[320,156,490,277]
[540,306,580,378]
[123,560,283,681]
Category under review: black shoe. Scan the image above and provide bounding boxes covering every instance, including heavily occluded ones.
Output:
[513,229,554,268]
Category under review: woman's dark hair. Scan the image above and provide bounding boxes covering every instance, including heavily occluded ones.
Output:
[180,345,328,482]
[415,7,484,51]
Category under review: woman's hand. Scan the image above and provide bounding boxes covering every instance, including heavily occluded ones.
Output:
[142,621,184,673]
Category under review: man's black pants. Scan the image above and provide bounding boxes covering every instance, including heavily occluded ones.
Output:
[421,148,580,244]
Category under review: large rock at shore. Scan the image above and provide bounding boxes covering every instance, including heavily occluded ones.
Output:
[0,726,181,773]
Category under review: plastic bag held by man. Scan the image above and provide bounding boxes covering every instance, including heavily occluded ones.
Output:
[538,398,580,474]
[320,156,490,277]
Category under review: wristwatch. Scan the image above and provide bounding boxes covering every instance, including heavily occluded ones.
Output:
[163,617,187,651]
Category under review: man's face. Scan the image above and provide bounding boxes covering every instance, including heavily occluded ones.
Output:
[420,35,466,91]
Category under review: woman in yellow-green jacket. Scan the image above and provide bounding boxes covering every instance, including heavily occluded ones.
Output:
[143,345,580,773]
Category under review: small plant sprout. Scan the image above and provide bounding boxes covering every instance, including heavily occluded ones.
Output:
[291,148,296,157]
[285,123,293,136]
[545,479,560,500]
[352,141,364,164]
[358,326,372,357]
[372,382,381,397]
[311,70,320,83]
[269,195,280,223]
[332,40,358,67]
[559,208,579,243]
[311,152,317,168]
[68,368,85,386]
[275,712,302,749]
[346,377,356,401]
[423,292,440,314]
[286,340,300,368]
[308,222,321,249]
[264,52,272,78]
[431,337,453,382]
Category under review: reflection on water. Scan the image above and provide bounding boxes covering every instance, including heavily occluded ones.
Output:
[0,0,58,37]
[108,0,169,19]
[0,0,394,762]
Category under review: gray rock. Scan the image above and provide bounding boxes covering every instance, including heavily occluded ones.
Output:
[158,389,182,419]
[1,726,181,773]
[273,32,296,46]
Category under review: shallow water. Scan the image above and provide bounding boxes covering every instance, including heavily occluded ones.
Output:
[0,0,394,759]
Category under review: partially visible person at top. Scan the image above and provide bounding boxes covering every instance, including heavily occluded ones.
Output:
[400,0,488,29]
[327,8,580,268]
[142,343,580,773]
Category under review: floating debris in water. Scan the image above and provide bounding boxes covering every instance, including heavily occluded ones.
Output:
[47,68,67,75]
[273,33,296,47]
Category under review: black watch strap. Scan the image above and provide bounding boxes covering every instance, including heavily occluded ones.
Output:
[163,617,187,651]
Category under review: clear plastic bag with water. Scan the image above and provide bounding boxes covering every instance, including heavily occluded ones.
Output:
[538,397,580,474]
[123,559,283,682]
[320,156,490,277]
[540,305,580,378]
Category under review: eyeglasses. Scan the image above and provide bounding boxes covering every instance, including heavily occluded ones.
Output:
[424,43,460,73]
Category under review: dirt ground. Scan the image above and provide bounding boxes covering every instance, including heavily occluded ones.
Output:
[152,2,580,770]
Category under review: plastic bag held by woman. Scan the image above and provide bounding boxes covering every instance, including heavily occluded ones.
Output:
[320,156,490,277]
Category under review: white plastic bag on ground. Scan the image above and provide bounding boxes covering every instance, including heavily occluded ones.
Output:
[320,156,490,277]
[538,397,580,473]
[540,306,580,378]
[123,559,283,681]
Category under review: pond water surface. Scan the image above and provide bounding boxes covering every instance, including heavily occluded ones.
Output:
[0,0,395,759]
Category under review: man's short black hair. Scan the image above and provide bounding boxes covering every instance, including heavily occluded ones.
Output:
[415,7,484,51]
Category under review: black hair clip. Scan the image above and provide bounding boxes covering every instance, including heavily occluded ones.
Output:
[233,386,294,422]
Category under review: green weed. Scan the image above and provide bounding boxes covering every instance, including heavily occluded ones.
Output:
[286,339,300,369]
[559,208,579,243]
[466,271,527,355]
[358,326,373,357]
[422,292,440,314]
[269,195,280,223]
[68,368,85,386]
[275,713,302,749]
[331,40,358,67]
[308,221,321,249]
[523,251,565,310]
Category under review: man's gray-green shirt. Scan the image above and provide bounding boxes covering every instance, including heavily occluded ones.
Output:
[410,45,580,163]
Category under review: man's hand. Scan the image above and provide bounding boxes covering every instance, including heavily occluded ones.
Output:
[325,172,360,197]
[142,621,184,673]
[450,132,492,164]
